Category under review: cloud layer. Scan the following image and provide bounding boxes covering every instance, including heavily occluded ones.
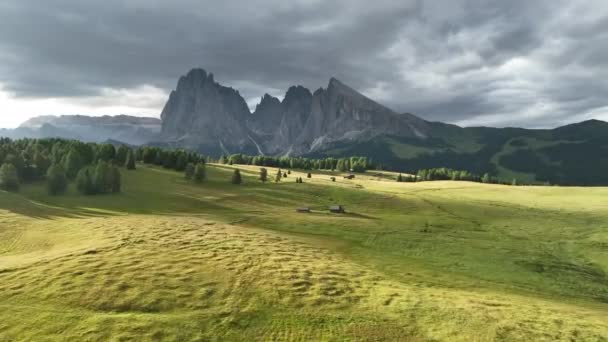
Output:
[1,0,607,128]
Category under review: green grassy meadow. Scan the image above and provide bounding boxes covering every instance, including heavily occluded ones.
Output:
[1,164,608,341]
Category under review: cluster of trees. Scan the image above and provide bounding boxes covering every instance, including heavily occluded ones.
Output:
[75,161,122,195]
[416,168,482,182]
[215,154,371,172]
[0,138,131,195]
[184,162,207,183]
[137,146,204,171]
[396,173,417,182]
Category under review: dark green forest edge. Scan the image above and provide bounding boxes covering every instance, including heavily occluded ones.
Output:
[0,137,518,194]
[307,119,608,185]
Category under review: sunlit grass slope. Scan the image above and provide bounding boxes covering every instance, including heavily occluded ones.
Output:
[1,164,607,341]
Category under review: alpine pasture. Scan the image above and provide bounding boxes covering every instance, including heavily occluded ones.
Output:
[1,164,607,341]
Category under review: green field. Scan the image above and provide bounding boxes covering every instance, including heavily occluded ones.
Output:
[1,164,608,341]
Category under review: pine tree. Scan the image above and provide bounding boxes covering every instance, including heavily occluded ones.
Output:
[0,163,19,192]
[397,173,403,182]
[275,169,282,182]
[259,168,268,182]
[115,145,130,165]
[125,149,136,170]
[194,163,206,183]
[46,164,68,195]
[175,153,187,171]
[33,151,51,178]
[63,149,83,179]
[185,163,195,180]
[94,160,111,193]
[231,169,242,184]
[97,144,116,162]
[76,167,95,195]
[287,170,291,174]
[283,172,287,178]
[307,172,311,178]
[110,166,121,193]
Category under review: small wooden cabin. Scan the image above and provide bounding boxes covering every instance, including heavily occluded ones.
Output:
[329,205,345,213]
[296,207,311,213]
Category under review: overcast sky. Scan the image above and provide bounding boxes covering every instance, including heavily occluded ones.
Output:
[1,0,607,128]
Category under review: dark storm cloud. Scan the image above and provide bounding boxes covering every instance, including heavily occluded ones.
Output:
[0,0,607,127]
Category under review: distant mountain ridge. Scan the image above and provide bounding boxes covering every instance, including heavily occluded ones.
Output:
[1,115,161,145]
[2,68,608,185]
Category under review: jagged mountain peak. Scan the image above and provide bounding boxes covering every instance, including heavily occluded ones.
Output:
[258,93,281,106]
[160,68,430,156]
[176,68,216,92]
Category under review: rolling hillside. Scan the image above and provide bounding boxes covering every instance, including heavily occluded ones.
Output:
[1,164,607,340]
[310,119,608,185]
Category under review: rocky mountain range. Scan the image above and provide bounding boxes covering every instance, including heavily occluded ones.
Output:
[2,68,608,185]
[158,69,608,185]
[160,68,430,156]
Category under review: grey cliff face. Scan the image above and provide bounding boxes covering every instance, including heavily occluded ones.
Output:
[291,78,429,154]
[159,68,431,156]
[161,69,255,154]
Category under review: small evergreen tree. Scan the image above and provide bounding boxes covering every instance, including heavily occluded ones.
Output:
[283,172,288,178]
[63,149,83,179]
[231,169,242,184]
[397,173,403,182]
[76,167,95,195]
[259,168,268,182]
[33,151,51,177]
[97,144,116,162]
[185,163,195,180]
[46,164,68,195]
[0,163,19,192]
[115,145,130,165]
[110,166,121,193]
[94,160,111,193]
[307,172,311,178]
[275,169,282,182]
[125,149,136,170]
[287,170,291,174]
[194,163,206,183]
[175,154,187,171]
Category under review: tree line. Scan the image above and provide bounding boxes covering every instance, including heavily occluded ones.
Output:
[214,154,371,173]
[1,138,522,195]
[395,167,518,185]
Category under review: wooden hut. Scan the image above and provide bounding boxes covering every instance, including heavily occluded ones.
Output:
[329,205,345,213]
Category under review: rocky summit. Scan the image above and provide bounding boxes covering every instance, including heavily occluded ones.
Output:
[160,68,431,156]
